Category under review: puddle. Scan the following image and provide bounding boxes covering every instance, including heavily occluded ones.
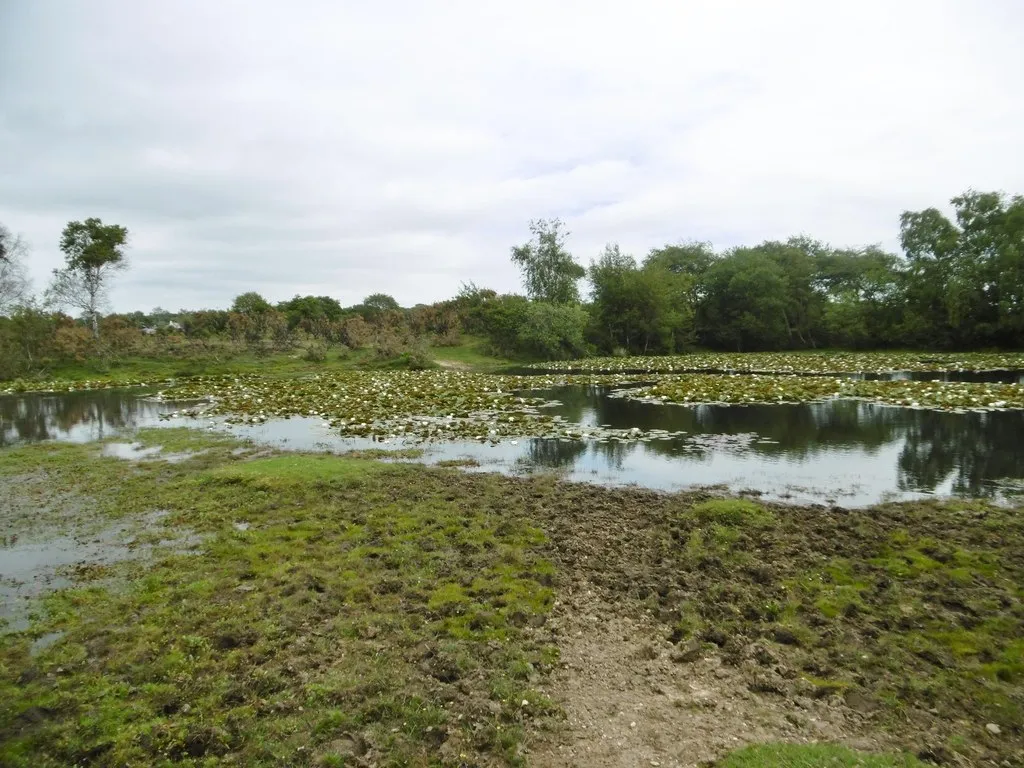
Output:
[30,631,64,655]
[0,388,205,446]
[102,441,203,463]
[102,442,163,460]
[0,510,202,632]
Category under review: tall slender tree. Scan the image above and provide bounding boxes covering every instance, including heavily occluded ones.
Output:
[510,218,585,304]
[0,223,31,315]
[47,218,129,337]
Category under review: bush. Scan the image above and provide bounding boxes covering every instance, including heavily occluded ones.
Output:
[53,325,94,362]
[478,297,590,360]
[515,302,589,360]
[433,328,463,347]
[303,341,328,363]
[341,316,373,349]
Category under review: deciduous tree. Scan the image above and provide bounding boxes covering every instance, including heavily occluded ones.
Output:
[0,223,31,315]
[46,218,129,337]
[510,219,585,304]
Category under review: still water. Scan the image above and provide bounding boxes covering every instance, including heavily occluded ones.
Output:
[2,386,1023,506]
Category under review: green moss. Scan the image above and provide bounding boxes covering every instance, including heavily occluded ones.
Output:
[0,433,559,767]
[131,426,245,453]
[716,742,928,767]
[691,498,775,527]
[427,583,471,612]
[206,454,391,484]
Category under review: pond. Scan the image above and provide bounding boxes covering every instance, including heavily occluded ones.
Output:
[3,384,1023,506]
[518,367,1024,384]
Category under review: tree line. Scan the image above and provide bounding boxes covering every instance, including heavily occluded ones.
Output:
[497,190,1024,356]
[1,189,1021,379]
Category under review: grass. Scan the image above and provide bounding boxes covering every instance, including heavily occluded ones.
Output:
[715,743,927,767]
[690,498,776,527]
[0,437,559,767]
[427,336,517,372]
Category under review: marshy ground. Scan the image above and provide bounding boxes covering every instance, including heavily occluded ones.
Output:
[1,427,1021,767]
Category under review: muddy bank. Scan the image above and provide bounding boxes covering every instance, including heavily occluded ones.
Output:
[521,481,1023,766]
[1,434,1020,766]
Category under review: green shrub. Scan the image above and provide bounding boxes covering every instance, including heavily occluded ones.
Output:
[303,341,328,363]
[478,296,590,360]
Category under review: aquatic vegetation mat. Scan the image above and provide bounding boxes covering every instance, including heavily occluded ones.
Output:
[153,370,1024,452]
[529,350,1024,375]
[1,376,174,395]
[618,373,1024,411]
[157,370,671,442]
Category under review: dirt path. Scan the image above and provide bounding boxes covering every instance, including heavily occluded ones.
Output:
[529,587,885,768]
[515,482,923,767]
[434,359,472,370]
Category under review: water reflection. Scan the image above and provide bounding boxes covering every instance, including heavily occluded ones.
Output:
[0,389,199,446]
[857,370,1024,384]
[2,387,1023,506]
[526,386,1024,501]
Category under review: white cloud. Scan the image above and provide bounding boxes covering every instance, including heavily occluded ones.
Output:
[0,0,1021,312]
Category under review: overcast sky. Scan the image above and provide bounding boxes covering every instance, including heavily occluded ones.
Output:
[1,1,1022,313]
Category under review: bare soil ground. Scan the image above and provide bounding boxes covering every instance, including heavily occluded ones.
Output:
[529,587,889,768]
[517,480,1021,767]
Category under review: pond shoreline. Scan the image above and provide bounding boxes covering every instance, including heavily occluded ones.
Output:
[1,431,1020,766]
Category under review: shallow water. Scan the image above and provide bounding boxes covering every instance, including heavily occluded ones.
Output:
[0,510,201,630]
[0,388,203,446]
[2,385,1023,506]
[856,370,1024,384]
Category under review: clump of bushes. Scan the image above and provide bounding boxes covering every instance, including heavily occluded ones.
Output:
[302,341,328,363]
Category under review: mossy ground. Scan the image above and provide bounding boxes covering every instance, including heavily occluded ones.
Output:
[1,434,557,767]
[532,485,1023,765]
[2,430,1021,766]
[714,743,927,767]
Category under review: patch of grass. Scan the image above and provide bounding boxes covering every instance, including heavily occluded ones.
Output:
[342,447,426,460]
[436,457,482,468]
[691,498,776,527]
[206,453,392,484]
[131,426,247,454]
[428,335,518,372]
[716,742,927,767]
[0,435,559,767]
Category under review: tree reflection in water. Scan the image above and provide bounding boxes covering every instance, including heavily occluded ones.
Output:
[529,386,1024,498]
[3,384,1023,501]
[0,390,165,446]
